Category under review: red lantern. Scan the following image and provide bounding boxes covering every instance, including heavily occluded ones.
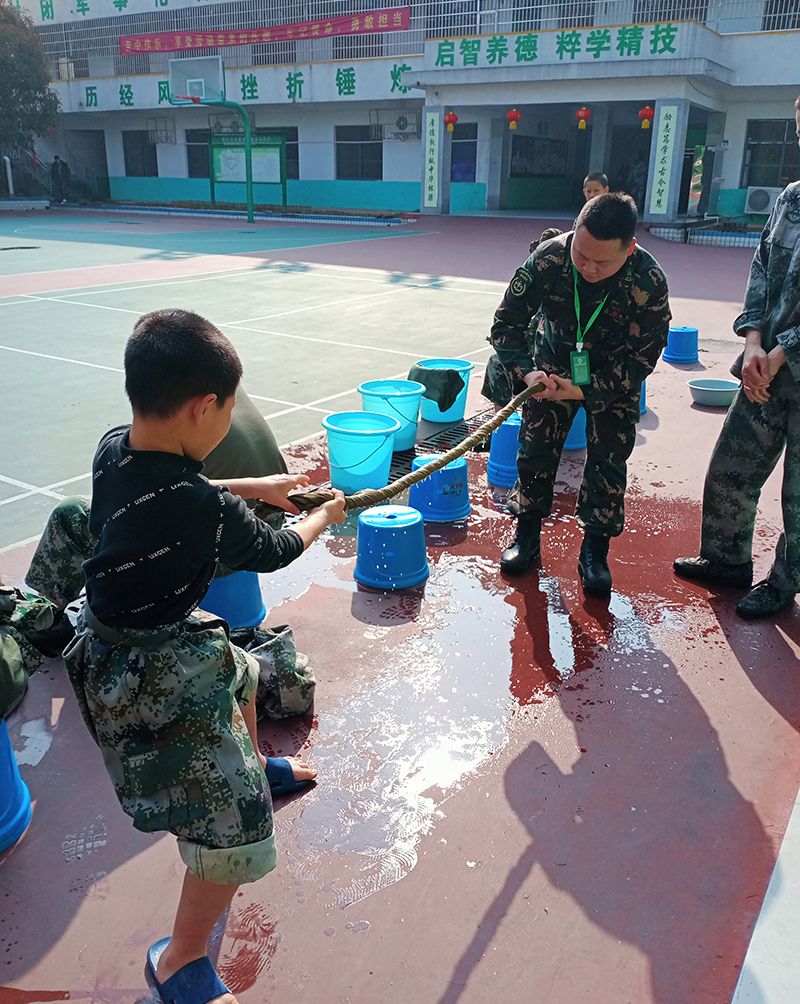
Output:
[639,105,655,129]
[506,108,521,130]
[444,112,458,133]
[575,107,591,130]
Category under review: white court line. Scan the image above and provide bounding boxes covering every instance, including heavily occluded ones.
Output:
[0,534,43,555]
[21,294,146,316]
[0,344,122,372]
[223,324,426,358]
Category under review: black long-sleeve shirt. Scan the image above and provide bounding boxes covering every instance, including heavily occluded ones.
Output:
[84,426,303,628]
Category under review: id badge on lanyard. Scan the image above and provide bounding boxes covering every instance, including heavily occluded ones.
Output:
[570,265,609,386]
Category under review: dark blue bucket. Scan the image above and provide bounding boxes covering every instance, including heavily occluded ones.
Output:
[0,720,31,852]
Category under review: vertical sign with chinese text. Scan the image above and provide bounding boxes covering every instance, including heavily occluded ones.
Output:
[648,104,678,216]
[423,111,440,209]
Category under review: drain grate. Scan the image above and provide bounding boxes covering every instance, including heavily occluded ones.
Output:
[387,409,494,480]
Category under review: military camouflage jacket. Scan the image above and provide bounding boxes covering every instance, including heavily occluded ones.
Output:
[733,181,800,382]
[491,233,671,412]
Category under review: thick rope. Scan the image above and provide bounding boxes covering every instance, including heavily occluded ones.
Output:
[253,382,543,518]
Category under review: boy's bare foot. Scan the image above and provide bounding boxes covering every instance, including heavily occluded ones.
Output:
[156,944,236,1004]
[257,751,317,784]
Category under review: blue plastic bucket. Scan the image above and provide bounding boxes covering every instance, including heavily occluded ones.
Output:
[564,408,587,450]
[487,412,522,488]
[354,505,429,590]
[663,326,699,364]
[200,570,266,628]
[358,379,425,452]
[409,454,471,522]
[322,411,401,494]
[0,720,31,852]
[416,358,475,423]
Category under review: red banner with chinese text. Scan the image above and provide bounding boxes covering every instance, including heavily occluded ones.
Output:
[119,6,410,56]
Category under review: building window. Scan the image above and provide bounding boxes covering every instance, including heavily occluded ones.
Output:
[762,0,800,30]
[512,0,541,32]
[451,123,477,183]
[335,126,382,181]
[632,0,708,23]
[554,1,594,28]
[253,40,297,66]
[114,53,149,77]
[424,1,478,39]
[259,127,299,180]
[186,129,211,179]
[332,33,383,59]
[123,131,158,178]
[741,119,800,189]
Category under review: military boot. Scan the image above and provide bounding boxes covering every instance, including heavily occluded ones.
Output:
[500,519,541,576]
[578,532,612,594]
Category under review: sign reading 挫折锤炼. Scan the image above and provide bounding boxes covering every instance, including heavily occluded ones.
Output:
[425,22,684,70]
[423,112,440,209]
[119,6,409,55]
[649,105,679,216]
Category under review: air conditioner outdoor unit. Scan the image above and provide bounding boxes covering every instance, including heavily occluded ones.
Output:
[744,186,783,214]
[369,109,421,141]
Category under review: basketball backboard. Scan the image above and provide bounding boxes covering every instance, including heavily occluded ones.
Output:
[168,56,225,105]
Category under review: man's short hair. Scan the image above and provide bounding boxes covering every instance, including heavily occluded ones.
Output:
[575,192,638,246]
[584,171,609,188]
[125,309,243,418]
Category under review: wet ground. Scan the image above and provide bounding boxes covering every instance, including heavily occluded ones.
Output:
[1,210,797,1004]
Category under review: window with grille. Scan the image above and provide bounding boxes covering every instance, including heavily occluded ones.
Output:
[332,32,384,59]
[252,39,297,66]
[186,129,212,178]
[632,0,708,22]
[335,125,382,181]
[122,131,158,177]
[762,0,800,31]
[740,119,800,189]
[450,122,477,183]
[553,1,594,29]
[423,1,478,40]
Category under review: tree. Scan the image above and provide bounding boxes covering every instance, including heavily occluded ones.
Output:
[0,0,59,151]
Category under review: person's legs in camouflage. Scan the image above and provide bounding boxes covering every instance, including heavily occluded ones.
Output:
[26,497,92,607]
[574,398,638,592]
[501,398,579,575]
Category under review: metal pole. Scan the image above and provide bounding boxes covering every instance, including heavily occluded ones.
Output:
[211,100,254,223]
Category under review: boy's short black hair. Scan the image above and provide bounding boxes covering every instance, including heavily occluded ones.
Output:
[575,192,638,246]
[125,309,243,418]
[584,171,609,188]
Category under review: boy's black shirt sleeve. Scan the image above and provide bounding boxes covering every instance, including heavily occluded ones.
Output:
[84,427,304,628]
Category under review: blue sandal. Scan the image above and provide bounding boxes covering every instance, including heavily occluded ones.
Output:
[147,938,229,1004]
[265,756,312,797]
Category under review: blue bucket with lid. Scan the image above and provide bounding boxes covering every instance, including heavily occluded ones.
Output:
[408,454,471,522]
[354,505,429,590]
[322,411,401,494]
[358,379,425,451]
[416,358,475,423]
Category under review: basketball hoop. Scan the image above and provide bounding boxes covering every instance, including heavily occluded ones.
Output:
[175,95,201,104]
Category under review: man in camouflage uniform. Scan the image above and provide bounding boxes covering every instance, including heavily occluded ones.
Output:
[675,97,800,619]
[491,193,671,592]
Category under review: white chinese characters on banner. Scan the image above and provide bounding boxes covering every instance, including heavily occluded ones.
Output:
[423,112,439,209]
[648,105,678,216]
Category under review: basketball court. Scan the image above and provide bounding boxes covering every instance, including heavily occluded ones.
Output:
[1,207,798,1004]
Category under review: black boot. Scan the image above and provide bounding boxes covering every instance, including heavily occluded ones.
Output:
[500,519,541,576]
[578,532,612,594]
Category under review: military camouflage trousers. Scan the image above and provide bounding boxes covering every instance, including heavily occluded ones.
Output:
[700,375,800,593]
[63,607,276,883]
[508,396,640,537]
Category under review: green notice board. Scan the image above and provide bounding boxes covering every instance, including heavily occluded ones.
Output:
[210,133,287,206]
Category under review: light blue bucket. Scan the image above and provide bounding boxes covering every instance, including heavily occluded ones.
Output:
[201,570,266,628]
[564,408,587,450]
[409,454,471,522]
[487,412,521,488]
[358,379,425,451]
[322,411,401,494]
[0,720,31,852]
[416,358,475,423]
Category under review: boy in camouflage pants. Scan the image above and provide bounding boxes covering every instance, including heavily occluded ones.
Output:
[29,309,345,1004]
[674,97,800,620]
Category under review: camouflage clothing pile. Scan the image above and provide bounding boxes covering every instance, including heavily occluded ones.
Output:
[700,181,800,592]
[0,586,63,719]
[491,232,671,535]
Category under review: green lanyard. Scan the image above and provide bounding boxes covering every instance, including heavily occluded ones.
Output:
[573,265,609,352]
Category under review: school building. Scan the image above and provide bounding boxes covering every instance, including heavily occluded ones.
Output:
[22,0,800,221]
